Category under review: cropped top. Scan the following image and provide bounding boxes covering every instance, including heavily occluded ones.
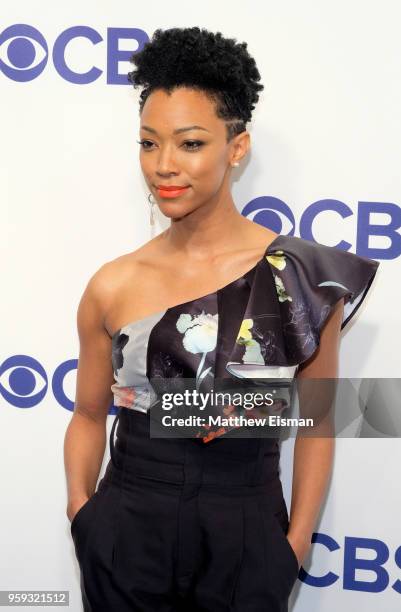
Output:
[110,234,380,442]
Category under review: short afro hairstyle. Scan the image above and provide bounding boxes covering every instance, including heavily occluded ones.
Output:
[127,27,264,142]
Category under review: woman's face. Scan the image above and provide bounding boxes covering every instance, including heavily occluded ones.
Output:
[138,86,249,219]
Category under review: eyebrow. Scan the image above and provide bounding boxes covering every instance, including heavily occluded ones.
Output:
[140,125,211,135]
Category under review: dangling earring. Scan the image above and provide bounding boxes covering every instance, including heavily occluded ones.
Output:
[148,192,156,237]
[232,161,240,167]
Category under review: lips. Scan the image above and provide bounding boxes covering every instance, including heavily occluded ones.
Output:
[156,185,190,198]
[156,185,188,190]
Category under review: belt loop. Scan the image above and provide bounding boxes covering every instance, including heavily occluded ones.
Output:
[109,408,121,468]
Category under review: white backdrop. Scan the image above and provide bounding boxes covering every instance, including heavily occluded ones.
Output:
[1,1,400,610]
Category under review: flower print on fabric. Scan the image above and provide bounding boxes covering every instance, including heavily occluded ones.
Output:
[176,311,218,390]
[235,318,264,365]
[110,383,137,408]
[266,250,293,303]
[231,249,294,368]
[261,237,380,365]
[111,332,130,374]
[274,275,292,303]
[110,383,159,412]
[265,250,287,271]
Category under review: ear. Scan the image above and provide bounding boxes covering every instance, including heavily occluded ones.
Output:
[230,130,250,165]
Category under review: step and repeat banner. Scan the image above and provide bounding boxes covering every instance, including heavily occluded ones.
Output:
[1,1,400,610]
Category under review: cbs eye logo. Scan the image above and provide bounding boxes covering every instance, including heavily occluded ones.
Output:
[242,196,399,259]
[0,23,148,83]
[243,196,296,238]
[0,25,47,82]
[0,354,117,413]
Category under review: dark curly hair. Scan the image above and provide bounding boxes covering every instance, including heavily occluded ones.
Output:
[127,27,264,142]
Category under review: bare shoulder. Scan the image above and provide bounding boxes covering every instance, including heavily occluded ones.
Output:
[234,220,281,257]
[101,236,167,290]
[79,237,166,335]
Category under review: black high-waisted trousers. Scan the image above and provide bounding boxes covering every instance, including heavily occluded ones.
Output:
[70,408,300,611]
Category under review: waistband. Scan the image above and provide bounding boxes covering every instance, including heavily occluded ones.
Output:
[106,408,281,489]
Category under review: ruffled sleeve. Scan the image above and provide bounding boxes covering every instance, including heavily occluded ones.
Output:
[222,235,380,371]
[263,235,380,365]
[201,235,381,442]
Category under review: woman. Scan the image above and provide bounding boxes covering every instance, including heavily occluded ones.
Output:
[64,27,380,611]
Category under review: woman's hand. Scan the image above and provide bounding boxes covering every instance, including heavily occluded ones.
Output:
[286,531,312,569]
[67,496,89,523]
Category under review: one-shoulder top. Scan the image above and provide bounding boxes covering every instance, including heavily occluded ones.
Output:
[110,234,380,442]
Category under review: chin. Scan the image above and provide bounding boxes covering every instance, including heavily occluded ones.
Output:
[161,210,191,221]
[157,201,195,217]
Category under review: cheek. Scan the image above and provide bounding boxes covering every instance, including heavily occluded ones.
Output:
[139,154,152,178]
[186,152,226,184]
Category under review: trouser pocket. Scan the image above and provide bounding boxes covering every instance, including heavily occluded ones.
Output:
[70,491,101,567]
[70,477,111,569]
[257,500,300,602]
[70,490,99,536]
[270,507,300,576]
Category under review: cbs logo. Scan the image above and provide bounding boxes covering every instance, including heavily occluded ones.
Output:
[0,23,148,84]
[242,196,400,259]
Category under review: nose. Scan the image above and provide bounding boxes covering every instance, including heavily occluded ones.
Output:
[155,144,179,177]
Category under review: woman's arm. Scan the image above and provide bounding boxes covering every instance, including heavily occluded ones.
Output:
[64,270,115,523]
[286,297,344,567]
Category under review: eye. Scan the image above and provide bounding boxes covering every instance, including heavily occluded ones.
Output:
[182,140,204,151]
[136,139,154,149]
